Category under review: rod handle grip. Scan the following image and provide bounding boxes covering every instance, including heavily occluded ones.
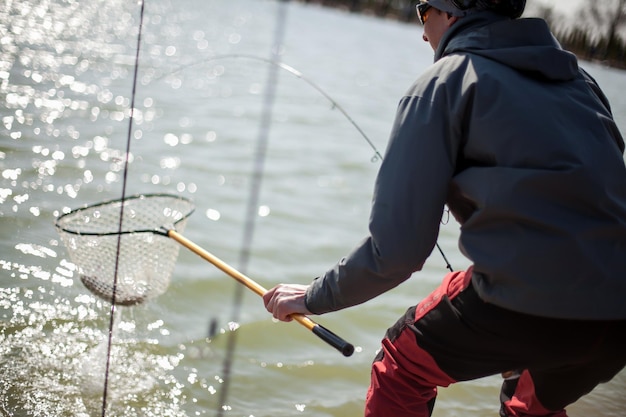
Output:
[292,314,354,357]
[312,323,355,357]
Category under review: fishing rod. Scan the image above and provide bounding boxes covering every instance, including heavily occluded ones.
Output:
[158,53,453,272]
[156,53,383,163]
[110,8,456,278]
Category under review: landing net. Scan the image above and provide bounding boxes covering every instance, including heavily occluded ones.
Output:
[55,194,195,306]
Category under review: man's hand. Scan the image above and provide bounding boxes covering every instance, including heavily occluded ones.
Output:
[263,284,312,322]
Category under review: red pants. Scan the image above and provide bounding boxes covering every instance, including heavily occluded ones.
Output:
[365,267,626,417]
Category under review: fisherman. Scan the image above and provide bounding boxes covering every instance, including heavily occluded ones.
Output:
[263,1,626,416]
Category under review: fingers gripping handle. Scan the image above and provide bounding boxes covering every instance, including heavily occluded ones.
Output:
[167,230,354,357]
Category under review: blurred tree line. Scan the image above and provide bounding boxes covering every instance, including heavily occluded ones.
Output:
[295,0,626,70]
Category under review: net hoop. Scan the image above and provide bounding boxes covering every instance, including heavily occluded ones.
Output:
[55,193,195,305]
[55,193,194,236]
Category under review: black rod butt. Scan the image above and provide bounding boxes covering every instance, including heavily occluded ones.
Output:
[312,324,354,357]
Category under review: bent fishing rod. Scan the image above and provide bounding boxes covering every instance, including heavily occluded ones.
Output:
[158,53,454,272]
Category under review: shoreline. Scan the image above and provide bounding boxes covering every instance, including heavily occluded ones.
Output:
[294,0,626,72]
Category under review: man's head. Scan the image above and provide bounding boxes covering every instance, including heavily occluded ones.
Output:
[418,0,526,22]
[417,0,526,50]
[418,1,463,51]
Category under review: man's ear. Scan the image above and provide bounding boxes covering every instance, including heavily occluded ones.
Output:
[446,14,460,27]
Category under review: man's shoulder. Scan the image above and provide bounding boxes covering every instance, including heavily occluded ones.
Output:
[408,54,477,96]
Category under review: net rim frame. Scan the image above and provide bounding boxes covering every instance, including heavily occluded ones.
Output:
[54,193,195,237]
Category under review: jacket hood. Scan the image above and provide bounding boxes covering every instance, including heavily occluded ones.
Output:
[435,12,579,81]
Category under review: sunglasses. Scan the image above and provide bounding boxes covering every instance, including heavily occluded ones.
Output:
[416,2,432,25]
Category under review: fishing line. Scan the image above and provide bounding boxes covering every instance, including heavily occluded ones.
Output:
[100,0,146,415]
[215,2,290,416]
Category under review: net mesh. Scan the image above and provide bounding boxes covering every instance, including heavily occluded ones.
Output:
[55,194,195,306]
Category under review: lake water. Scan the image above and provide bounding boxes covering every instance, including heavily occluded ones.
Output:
[1,1,625,416]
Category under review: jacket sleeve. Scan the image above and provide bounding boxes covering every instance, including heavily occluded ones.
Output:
[305,91,462,314]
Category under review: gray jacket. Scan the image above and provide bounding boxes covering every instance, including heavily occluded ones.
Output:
[305,13,626,320]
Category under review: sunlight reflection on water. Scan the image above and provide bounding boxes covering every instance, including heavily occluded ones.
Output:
[1,0,223,415]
